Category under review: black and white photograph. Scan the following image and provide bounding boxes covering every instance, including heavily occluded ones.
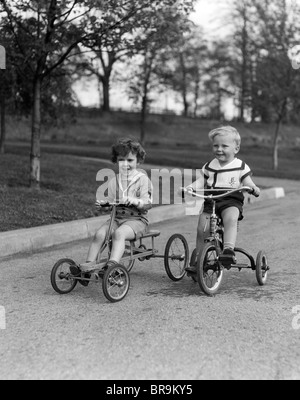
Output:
[0,0,300,383]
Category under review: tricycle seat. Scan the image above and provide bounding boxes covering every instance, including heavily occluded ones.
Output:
[140,230,161,239]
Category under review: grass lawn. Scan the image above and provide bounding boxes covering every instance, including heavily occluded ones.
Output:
[0,151,108,232]
[1,110,300,232]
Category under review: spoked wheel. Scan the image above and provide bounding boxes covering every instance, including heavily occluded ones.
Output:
[197,243,224,296]
[164,234,189,281]
[101,242,135,272]
[51,258,78,294]
[102,264,130,303]
[256,250,269,286]
[189,248,198,283]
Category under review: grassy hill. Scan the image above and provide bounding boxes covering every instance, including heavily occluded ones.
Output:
[6,110,300,179]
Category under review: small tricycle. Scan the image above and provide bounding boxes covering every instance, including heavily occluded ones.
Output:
[51,202,190,302]
[169,187,270,296]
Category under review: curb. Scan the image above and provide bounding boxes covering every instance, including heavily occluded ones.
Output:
[0,188,285,259]
[0,204,186,259]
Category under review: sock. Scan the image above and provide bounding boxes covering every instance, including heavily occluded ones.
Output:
[223,243,235,251]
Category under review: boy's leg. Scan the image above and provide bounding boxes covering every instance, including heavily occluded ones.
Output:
[85,224,110,263]
[187,212,211,271]
[220,207,240,251]
[109,225,136,264]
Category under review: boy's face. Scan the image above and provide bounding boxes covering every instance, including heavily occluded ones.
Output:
[117,152,138,176]
[212,133,240,165]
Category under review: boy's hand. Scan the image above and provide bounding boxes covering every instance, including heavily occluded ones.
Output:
[95,200,110,211]
[122,196,140,207]
[251,186,261,197]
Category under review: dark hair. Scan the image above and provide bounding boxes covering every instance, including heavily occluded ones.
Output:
[111,138,146,164]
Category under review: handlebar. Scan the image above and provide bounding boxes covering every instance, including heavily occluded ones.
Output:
[180,186,259,200]
[95,201,138,208]
[96,201,119,207]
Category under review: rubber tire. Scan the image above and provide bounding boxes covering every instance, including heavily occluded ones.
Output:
[256,250,268,286]
[164,234,189,281]
[197,243,224,296]
[102,264,130,303]
[51,258,78,294]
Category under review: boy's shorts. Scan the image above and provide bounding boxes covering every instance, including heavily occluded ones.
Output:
[203,198,244,221]
[104,218,148,240]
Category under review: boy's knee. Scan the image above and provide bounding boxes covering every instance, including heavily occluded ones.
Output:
[94,229,105,242]
[112,229,124,241]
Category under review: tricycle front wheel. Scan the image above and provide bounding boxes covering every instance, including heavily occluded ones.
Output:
[102,264,130,303]
[164,234,189,281]
[197,243,224,296]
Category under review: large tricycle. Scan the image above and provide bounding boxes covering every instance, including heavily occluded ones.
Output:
[51,202,190,302]
[171,186,270,296]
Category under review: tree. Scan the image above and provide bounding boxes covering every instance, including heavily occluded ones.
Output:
[227,0,258,122]
[252,0,300,170]
[81,19,135,112]
[0,0,153,188]
[163,25,208,118]
[125,1,195,143]
[0,45,7,154]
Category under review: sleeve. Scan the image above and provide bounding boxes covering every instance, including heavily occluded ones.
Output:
[240,162,252,182]
[139,175,153,205]
[107,177,117,203]
[186,167,206,191]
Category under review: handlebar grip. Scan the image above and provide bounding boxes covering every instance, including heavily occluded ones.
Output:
[248,188,259,198]
[95,201,111,207]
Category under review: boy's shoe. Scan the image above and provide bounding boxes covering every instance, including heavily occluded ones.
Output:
[98,260,120,277]
[69,265,90,287]
[103,260,120,271]
[70,265,81,276]
[185,266,197,273]
[80,261,98,273]
[218,248,237,268]
[185,250,197,273]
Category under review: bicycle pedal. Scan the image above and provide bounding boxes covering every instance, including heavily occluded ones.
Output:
[218,254,237,266]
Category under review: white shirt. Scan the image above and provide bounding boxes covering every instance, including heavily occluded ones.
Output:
[189,158,252,191]
[203,158,252,189]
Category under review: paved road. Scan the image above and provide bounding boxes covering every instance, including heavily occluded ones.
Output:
[1,189,300,380]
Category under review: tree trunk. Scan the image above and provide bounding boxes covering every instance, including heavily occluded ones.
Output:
[0,90,6,155]
[30,76,42,189]
[239,5,248,123]
[273,119,281,171]
[179,53,189,117]
[140,55,154,146]
[102,76,110,112]
[0,69,6,154]
[140,91,148,146]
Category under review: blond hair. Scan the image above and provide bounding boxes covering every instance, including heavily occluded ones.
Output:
[208,126,241,146]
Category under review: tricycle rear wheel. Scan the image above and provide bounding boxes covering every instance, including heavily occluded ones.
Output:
[256,250,268,286]
[51,258,78,294]
[164,234,189,281]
